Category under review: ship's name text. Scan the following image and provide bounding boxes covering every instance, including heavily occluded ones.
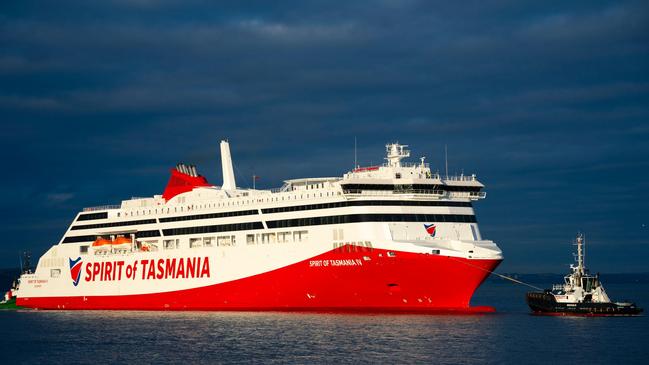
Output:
[309,259,363,267]
[84,257,210,282]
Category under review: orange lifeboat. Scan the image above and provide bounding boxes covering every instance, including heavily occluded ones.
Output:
[92,237,112,251]
[112,236,132,250]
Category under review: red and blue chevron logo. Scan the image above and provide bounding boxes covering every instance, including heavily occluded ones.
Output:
[69,257,83,286]
[424,224,436,237]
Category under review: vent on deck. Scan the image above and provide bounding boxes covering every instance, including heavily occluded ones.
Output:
[175,163,198,177]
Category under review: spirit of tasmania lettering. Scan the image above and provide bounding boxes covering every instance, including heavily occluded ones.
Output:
[83,257,210,282]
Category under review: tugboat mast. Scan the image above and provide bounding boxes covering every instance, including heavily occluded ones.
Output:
[576,233,585,277]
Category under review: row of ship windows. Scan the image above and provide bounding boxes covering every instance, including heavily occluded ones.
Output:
[246,231,308,245]
[63,230,161,244]
[340,184,483,192]
[79,236,236,255]
[71,219,157,231]
[76,230,311,255]
[260,200,471,214]
[266,213,477,229]
[63,213,475,244]
[334,241,373,253]
[72,201,472,231]
[77,212,108,221]
[162,222,263,237]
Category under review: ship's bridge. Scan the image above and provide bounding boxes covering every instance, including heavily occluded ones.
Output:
[340,143,486,200]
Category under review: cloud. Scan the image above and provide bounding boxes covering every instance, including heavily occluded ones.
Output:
[234,19,365,43]
[522,4,649,43]
[0,0,647,271]
[46,193,75,204]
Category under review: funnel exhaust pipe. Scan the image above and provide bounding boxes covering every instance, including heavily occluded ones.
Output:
[220,140,236,190]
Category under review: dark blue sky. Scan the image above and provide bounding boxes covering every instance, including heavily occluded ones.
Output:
[1,0,648,272]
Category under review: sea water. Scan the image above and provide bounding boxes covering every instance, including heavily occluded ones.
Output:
[1,282,647,364]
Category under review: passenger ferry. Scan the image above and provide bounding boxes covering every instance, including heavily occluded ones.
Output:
[16,141,503,312]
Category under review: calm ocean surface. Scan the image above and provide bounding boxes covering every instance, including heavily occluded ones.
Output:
[1,282,647,364]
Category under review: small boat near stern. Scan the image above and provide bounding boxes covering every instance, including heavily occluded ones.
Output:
[526,233,643,316]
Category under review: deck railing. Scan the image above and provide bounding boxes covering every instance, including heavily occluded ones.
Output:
[82,205,121,212]
[343,189,446,196]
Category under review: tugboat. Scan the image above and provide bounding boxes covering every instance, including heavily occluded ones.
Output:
[0,279,20,310]
[526,233,643,316]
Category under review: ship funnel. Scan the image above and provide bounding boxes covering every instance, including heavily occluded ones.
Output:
[220,140,236,190]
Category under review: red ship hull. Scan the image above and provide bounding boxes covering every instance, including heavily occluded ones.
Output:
[17,248,501,312]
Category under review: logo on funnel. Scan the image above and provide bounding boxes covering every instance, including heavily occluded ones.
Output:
[69,257,83,286]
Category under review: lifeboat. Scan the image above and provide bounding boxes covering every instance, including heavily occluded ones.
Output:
[112,236,132,251]
[92,237,112,252]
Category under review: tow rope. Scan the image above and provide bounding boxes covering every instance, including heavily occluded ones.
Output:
[448,256,545,291]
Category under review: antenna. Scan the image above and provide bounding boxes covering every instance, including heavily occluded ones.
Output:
[354,137,357,169]
[445,144,449,180]
[583,232,586,270]
[576,233,585,276]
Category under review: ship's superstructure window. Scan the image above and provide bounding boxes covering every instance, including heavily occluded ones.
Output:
[136,230,162,238]
[261,233,276,244]
[80,245,89,254]
[267,213,475,229]
[63,229,160,244]
[277,232,291,243]
[189,238,202,248]
[162,222,263,237]
[341,184,481,193]
[164,239,177,249]
[333,241,372,253]
[293,230,308,242]
[216,235,236,246]
[159,209,258,223]
[203,237,215,247]
[140,240,159,252]
[50,269,61,278]
[71,218,156,231]
[245,230,308,245]
[261,200,471,214]
[76,212,108,221]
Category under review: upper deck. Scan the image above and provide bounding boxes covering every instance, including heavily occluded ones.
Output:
[81,142,486,217]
